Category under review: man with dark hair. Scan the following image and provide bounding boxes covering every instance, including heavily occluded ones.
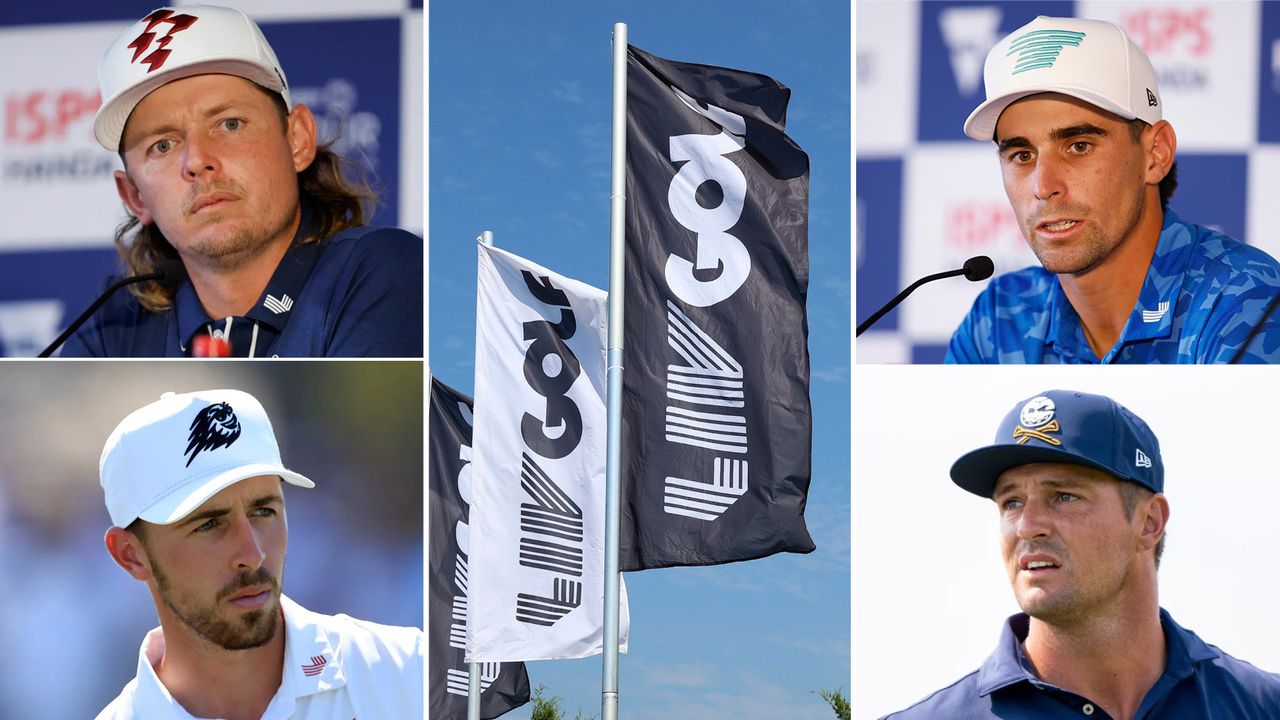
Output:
[63,5,421,357]
[885,389,1280,719]
[946,16,1280,363]
[98,389,423,718]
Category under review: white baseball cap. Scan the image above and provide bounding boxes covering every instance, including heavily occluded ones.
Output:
[100,389,314,528]
[964,16,1162,141]
[94,5,292,152]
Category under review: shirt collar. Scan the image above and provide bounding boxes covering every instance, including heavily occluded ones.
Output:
[1117,207,1195,345]
[974,608,1220,698]
[1044,281,1086,362]
[174,207,323,349]
[1044,208,1193,362]
[129,594,348,719]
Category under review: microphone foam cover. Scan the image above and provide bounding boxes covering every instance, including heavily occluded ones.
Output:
[963,255,994,282]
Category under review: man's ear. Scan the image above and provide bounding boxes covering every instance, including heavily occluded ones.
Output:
[285,103,318,173]
[114,170,154,225]
[1137,493,1170,555]
[105,526,155,583]
[1143,120,1177,187]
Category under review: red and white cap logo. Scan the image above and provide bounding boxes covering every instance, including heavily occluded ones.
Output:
[94,5,292,152]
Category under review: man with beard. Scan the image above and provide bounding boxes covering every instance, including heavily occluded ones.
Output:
[885,389,1280,719]
[97,389,422,719]
[61,6,421,357]
[946,16,1280,363]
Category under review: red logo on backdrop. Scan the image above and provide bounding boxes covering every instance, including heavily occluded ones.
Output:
[4,89,101,145]
[945,201,1021,251]
[1122,8,1212,57]
[126,9,199,73]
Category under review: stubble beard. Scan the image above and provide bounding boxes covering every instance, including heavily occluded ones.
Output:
[151,559,282,651]
[179,181,298,272]
[1023,192,1145,277]
[1012,546,1133,628]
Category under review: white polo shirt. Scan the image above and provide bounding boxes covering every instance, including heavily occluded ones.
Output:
[96,596,423,719]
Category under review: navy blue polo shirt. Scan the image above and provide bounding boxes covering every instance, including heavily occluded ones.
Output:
[884,610,1280,719]
[59,218,422,358]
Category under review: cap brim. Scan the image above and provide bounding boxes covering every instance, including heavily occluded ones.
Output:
[135,462,315,526]
[94,60,286,151]
[963,87,1139,141]
[949,444,1121,498]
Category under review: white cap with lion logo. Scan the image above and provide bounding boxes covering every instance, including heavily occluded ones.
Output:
[100,389,314,528]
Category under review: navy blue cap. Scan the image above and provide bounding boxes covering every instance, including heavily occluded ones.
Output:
[950,389,1163,498]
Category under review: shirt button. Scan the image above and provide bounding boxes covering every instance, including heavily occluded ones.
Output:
[1082,704,1095,716]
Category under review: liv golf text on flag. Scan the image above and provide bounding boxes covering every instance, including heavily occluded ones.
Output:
[428,377,530,719]
[468,242,630,661]
[620,45,815,570]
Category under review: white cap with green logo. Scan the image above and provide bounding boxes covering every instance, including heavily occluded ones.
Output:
[963,16,1162,141]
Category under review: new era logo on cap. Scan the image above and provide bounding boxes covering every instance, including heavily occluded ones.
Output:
[1136,448,1152,468]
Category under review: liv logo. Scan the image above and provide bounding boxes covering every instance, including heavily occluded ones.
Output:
[1007,29,1086,75]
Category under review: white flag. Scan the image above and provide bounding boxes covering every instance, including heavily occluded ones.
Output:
[467,242,630,662]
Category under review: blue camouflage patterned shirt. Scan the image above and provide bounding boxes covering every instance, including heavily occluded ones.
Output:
[946,208,1280,363]
[883,610,1280,720]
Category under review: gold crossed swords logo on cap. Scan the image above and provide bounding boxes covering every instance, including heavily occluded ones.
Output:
[1013,420,1062,445]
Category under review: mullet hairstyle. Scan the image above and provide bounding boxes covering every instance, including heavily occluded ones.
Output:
[115,91,378,312]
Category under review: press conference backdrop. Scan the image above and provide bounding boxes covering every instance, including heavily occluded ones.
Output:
[0,0,423,356]
[856,0,1280,363]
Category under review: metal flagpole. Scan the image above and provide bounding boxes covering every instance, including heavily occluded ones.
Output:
[601,21,628,720]
[469,229,495,720]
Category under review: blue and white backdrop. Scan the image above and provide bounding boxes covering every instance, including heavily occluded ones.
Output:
[0,0,422,356]
[856,0,1280,363]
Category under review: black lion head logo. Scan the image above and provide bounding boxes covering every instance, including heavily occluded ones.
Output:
[185,402,242,467]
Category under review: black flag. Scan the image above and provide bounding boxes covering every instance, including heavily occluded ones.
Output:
[620,45,815,570]
[428,377,531,719]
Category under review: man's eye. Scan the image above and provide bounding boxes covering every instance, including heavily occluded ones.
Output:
[195,518,219,532]
[1070,141,1091,153]
[153,139,172,154]
[1057,492,1078,502]
[1000,498,1023,511]
[223,118,242,131]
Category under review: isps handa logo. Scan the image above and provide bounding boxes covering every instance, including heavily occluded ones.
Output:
[185,402,241,467]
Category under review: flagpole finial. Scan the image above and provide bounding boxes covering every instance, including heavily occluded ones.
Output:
[478,230,494,246]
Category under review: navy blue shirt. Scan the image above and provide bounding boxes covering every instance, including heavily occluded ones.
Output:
[60,220,422,358]
[885,610,1280,719]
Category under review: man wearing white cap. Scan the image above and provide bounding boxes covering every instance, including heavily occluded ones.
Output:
[97,389,423,719]
[61,6,422,357]
[946,16,1280,364]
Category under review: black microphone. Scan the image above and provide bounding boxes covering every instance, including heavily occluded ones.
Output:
[856,256,994,337]
[39,259,186,357]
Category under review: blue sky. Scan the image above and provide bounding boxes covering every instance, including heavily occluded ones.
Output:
[429,2,850,717]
